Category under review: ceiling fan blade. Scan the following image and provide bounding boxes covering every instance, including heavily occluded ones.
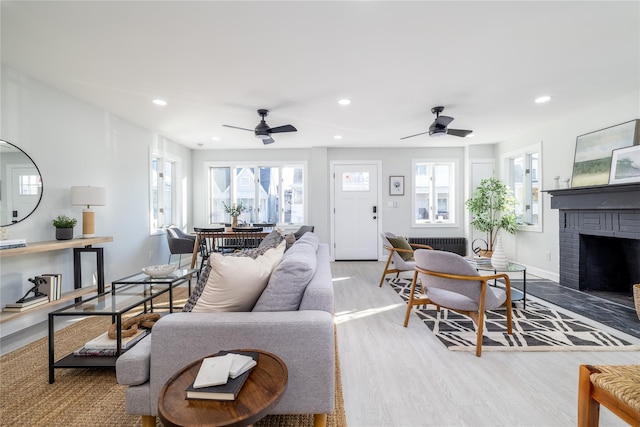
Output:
[268,124,297,134]
[222,124,254,132]
[262,137,275,145]
[446,128,473,137]
[400,131,430,140]
[435,115,454,127]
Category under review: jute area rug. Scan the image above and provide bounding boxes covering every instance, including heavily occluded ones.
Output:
[0,316,346,427]
[388,277,640,352]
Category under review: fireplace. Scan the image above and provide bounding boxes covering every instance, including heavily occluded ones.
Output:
[548,183,640,299]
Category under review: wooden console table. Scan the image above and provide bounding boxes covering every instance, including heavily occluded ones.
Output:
[0,237,113,321]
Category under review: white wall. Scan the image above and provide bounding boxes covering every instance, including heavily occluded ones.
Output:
[0,67,192,337]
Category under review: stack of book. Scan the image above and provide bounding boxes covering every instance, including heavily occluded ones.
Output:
[73,330,148,356]
[186,351,259,401]
[464,256,493,268]
[0,238,27,250]
[3,295,49,312]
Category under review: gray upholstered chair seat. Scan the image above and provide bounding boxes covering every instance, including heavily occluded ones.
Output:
[427,286,507,312]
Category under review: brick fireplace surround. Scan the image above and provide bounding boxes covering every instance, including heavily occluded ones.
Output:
[547,183,640,297]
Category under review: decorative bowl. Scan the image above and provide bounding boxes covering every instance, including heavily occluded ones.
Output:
[142,264,177,277]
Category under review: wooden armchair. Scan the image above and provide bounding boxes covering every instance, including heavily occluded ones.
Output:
[404,249,513,357]
[577,364,640,426]
[379,232,432,287]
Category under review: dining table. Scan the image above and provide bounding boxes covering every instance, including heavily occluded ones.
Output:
[190,227,270,269]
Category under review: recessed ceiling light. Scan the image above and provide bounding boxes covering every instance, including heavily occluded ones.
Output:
[152,99,167,106]
[334,135,343,139]
[338,99,351,106]
[535,95,551,104]
[465,133,475,138]
[211,137,220,141]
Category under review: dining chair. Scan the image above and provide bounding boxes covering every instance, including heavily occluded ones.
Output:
[192,227,225,273]
[231,226,264,249]
[166,226,196,268]
[405,249,513,357]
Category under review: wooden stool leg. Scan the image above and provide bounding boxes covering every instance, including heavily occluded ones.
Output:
[577,365,600,427]
[314,413,327,427]
[141,415,156,427]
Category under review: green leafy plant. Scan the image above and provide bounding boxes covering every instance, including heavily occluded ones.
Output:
[465,178,518,251]
[222,202,246,217]
[52,215,77,228]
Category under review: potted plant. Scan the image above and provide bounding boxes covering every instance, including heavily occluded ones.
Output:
[465,177,518,255]
[52,215,77,240]
[222,202,246,227]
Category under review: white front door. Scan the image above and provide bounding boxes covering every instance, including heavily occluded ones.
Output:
[333,163,379,260]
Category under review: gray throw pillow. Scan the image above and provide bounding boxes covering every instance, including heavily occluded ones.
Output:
[252,237,317,312]
[258,230,283,249]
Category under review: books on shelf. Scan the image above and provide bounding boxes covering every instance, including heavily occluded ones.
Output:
[3,296,49,312]
[186,351,259,401]
[84,329,147,350]
[38,274,62,301]
[0,238,27,249]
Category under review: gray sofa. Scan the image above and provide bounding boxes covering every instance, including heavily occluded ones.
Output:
[116,235,335,427]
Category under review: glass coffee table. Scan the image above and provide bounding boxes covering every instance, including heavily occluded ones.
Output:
[476,262,527,308]
[48,268,196,383]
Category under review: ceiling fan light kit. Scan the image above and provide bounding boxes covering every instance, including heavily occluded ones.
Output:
[401,105,473,140]
[223,109,297,145]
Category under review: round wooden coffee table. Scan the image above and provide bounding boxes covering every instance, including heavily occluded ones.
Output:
[158,349,288,427]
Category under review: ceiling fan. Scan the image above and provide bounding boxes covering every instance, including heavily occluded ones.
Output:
[223,109,297,145]
[401,106,473,140]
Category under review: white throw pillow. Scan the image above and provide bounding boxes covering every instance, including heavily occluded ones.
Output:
[192,240,286,312]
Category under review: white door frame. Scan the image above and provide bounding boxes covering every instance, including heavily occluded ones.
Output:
[329,160,383,262]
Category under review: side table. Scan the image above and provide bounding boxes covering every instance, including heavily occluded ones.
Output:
[477,262,527,309]
[159,349,288,427]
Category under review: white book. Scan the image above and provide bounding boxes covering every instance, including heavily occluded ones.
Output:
[84,330,146,349]
[192,354,233,389]
[229,353,257,379]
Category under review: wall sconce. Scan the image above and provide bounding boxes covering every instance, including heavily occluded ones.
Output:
[71,186,106,238]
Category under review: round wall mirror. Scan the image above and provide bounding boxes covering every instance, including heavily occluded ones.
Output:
[0,140,43,226]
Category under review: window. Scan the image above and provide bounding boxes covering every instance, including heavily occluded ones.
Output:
[19,175,41,195]
[412,160,455,225]
[150,155,175,233]
[503,143,542,231]
[207,163,305,225]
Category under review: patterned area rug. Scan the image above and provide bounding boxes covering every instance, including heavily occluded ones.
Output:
[388,278,640,352]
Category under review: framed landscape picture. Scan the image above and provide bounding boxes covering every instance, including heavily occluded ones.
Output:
[609,145,640,184]
[571,119,640,188]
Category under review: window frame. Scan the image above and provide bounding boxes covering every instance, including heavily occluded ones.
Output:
[204,161,308,226]
[149,151,178,235]
[411,159,458,227]
[502,142,543,233]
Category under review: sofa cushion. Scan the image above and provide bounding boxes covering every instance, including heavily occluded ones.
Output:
[386,236,414,261]
[252,235,318,312]
[258,229,283,249]
[192,241,285,312]
[224,244,278,259]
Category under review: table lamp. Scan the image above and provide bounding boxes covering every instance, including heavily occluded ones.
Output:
[71,186,106,238]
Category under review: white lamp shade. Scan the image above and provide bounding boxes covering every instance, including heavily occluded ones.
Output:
[70,186,106,207]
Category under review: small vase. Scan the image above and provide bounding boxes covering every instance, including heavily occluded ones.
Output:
[491,236,509,270]
[56,227,74,240]
[232,216,238,228]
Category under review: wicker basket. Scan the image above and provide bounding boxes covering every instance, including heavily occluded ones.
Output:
[634,284,640,320]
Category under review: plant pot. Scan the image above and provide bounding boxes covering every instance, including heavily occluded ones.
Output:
[55,227,74,240]
[634,284,640,320]
[491,236,509,270]
[232,216,238,228]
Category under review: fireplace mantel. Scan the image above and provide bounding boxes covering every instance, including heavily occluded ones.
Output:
[546,182,640,210]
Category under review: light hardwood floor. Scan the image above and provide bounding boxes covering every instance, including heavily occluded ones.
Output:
[332,261,640,427]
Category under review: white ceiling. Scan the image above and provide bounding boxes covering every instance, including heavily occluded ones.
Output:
[2,1,638,150]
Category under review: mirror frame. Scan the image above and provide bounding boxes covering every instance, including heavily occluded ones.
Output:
[0,139,44,226]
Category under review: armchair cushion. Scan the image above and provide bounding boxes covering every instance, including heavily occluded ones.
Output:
[192,241,285,312]
[386,236,414,261]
